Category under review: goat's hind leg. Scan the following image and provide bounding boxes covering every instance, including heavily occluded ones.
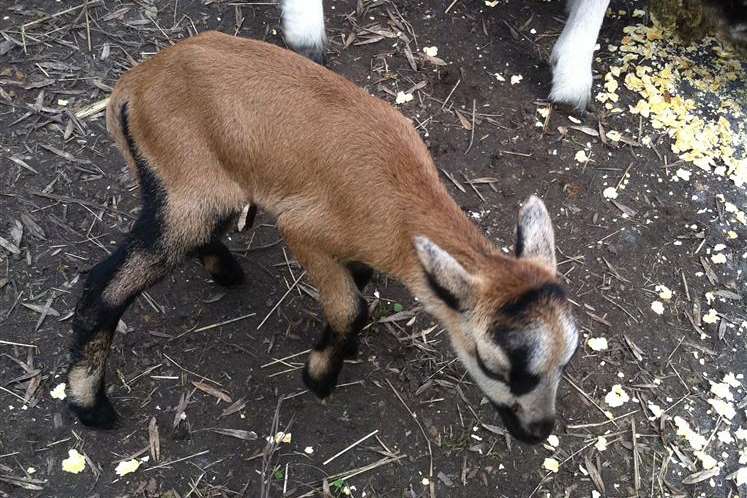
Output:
[347,261,373,292]
[67,228,180,427]
[195,204,254,287]
[67,198,227,427]
[197,240,244,286]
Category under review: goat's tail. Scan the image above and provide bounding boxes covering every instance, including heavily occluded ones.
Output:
[105,89,140,181]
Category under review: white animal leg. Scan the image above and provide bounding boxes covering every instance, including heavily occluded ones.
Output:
[281,0,326,64]
[549,0,610,110]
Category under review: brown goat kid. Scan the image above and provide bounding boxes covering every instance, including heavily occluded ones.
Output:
[67,31,578,444]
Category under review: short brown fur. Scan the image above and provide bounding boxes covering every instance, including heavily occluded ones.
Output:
[105,31,555,303]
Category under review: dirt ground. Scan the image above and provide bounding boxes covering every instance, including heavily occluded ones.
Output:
[1,1,746,497]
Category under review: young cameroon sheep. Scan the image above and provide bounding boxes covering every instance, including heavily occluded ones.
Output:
[67,32,578,445]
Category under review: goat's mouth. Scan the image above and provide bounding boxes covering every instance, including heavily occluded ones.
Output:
[492,403,549,445]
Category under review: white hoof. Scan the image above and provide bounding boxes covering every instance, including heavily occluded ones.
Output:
[281,0,326,63]
[549,0,609,110]
[549,43,593,110]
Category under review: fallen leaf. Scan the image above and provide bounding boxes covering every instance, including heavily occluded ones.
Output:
[191,381,232,403]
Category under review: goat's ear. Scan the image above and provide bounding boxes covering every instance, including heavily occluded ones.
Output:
[515,196,557,272]
[414,236,473,311]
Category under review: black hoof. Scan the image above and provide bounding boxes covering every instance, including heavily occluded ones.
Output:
[68,394,117,429]
[294,44,327,66]
[302,362,339,399]
[210,256,245,287]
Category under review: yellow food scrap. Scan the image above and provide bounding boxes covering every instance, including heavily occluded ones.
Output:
[595,436,609,451]
[62,449,86,474]
[599,20,747,186]
[114,459,142,477]
[587,337,609,351]
[543,457,560,473]
[575,150,590,163]
[422,46,438,57]
[604,384,630,407]
[50,383,66,400]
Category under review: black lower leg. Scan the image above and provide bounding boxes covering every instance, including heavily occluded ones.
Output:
[67,245,131,429]
[67,376,117,429]
[197,240,245,287]
[347,262,373,291]
[303,296,368,398]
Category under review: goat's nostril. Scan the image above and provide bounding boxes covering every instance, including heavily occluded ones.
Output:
[528,419,555,440]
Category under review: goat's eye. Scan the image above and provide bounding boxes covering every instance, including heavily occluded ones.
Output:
[476,351,507,383]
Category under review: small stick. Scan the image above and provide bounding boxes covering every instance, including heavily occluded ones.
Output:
[386,379,435,498]
[681,271,690,301]
[462,172,485,202]
[192,312,256,334]
[257,271,306,330]
[282,463,289,495]
[439,168,466,192]
[267,366,302,378]
[444,0,460,13]
[0,385,26,403]
[615,162,633,190]
[282,248,302,297]
[566,409,638,429]
[632,419,640,493]
[601,295,639,323]
[0,339,37,348]
[499,150,532,157]
[464,99,477,155]
[440,79,460,111]
[597,229,623,244]
[296,455,405,498]
[84,4,92,52]
[145,450,209,471]
[323,430,379,466]
[162,353,222,386]
[563,374,618,427]
[260,349,311,369]
[125,363,162,386]
[22,0,103,28]
[184,473,205,498]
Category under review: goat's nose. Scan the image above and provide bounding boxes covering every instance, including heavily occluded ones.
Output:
[527,419,555,441]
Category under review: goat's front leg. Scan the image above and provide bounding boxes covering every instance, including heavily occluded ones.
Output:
[284,237,368,397]
[549,0,610,110]
[280,0,327,64]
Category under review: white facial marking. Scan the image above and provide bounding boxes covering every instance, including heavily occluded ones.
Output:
[550,0,610,109]
[456,345,513,405]
[281,0,326,51]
